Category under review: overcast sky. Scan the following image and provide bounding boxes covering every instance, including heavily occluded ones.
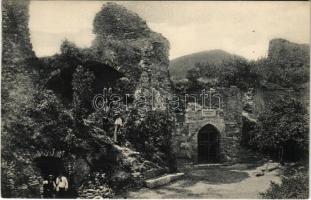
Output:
[29,1,309,60]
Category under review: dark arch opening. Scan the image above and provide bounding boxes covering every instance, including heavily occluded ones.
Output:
[198,124,220,163]
[34,156,65,179]
[34,157,78,198]
[45,60,124,104]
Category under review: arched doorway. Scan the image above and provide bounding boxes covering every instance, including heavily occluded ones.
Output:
[34,156,64,179]
[197,124,220,163]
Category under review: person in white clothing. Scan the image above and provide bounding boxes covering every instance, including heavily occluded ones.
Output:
[114,114,123,143]
[55,173,68,198]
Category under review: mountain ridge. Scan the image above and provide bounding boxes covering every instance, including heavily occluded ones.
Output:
[169,49,243,81]
[169,38,309,82]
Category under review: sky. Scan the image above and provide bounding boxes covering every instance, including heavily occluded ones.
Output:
[29,1,310,60]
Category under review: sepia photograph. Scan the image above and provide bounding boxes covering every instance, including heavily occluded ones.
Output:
[1,0,310,198]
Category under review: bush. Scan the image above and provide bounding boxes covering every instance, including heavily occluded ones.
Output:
[260,169,308,199]
[183,58,259,93]
[254,56,309,90]
[124,109,176,171]
[251,96,308,162]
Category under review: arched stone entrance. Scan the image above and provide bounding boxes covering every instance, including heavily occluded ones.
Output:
[197,124,220,163]
[34,156,64,179]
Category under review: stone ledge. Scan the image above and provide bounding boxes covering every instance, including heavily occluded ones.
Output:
[145,173,184,188]
[143,168,166,180]
[194,163,223,168]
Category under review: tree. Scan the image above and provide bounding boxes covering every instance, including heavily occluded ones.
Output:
[218,58,259,91]
[254,56,309,90]
[251,96,308,162]
[184,58,259,93]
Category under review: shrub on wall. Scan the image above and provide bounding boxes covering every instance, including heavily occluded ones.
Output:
[124,109,176,171]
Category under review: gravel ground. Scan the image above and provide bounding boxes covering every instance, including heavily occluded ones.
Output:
[118,163,281,199]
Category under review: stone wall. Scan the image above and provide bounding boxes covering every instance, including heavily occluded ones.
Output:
[173,86,243,164]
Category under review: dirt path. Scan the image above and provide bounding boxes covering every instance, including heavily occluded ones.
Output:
[119,163,281,199]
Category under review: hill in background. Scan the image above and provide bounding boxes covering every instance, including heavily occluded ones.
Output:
[169,39,309,84]
[169,49,242,81]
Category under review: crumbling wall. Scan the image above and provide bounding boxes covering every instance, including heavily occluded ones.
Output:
[91,3,172,112]
[1,0,42,197]
[2,0,38,127]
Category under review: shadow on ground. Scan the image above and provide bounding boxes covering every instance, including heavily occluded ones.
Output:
[179,166,249,187]
[119,162,282,199]
[152,186,222,199]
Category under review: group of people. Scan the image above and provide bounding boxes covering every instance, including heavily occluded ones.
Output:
[42,173,68,198]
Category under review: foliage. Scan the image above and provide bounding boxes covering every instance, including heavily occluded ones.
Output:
[182,58,259,93]
[185,66,204,92]
[1,161,17,197]
[1,158,41,198]
[254,57,309,90]
[124,109,176,171]
[8,90,75,154]
[2,1,174,198]
[93,2,150,39]
[217,59,259,90]
[173,39,309,94]
[72,66,96,122]
[169,50,237,81]
[1,89,75,197]
[250,96,308,161]
[241,116,258,147]
[60,40,84,60]
[78,172,114,198]
[92,3,170,97]
[30,91,76,151]
[260,167,308,199]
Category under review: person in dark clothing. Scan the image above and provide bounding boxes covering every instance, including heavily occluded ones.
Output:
[43,175,56,198]
[102,115,109,131]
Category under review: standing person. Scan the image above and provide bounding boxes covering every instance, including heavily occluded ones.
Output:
[113,113,123,143]
[55,173,68,198]
[102,114,109,132]
[43,174,56,198]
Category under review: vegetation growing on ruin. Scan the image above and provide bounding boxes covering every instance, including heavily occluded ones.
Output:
[249,96,308,162]
[260,164,308,199]
[1,1,309,199]
[2,2,174,198]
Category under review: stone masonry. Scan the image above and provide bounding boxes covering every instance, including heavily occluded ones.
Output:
[173,86,243,164]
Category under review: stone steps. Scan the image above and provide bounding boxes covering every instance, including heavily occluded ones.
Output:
[145,173,184,188]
